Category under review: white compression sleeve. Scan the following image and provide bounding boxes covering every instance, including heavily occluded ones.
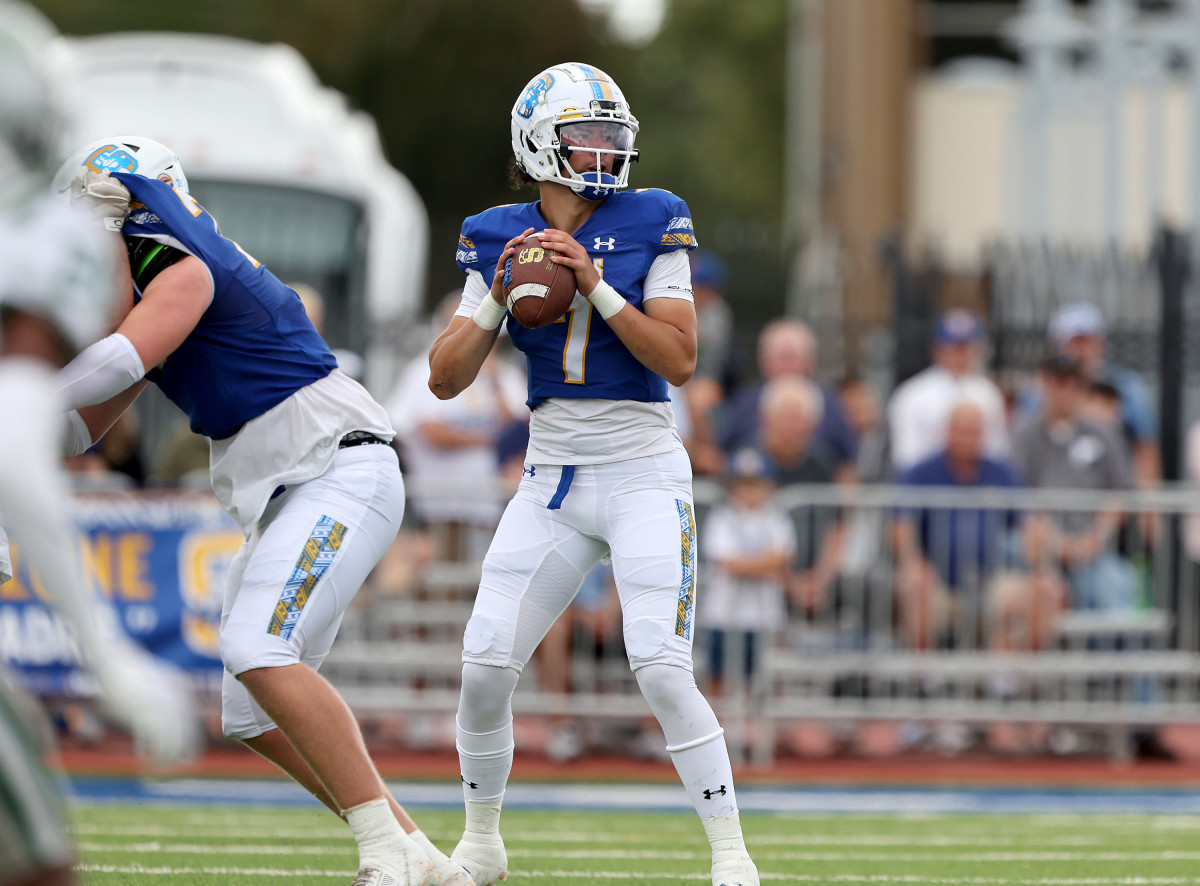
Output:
[55,333,145,410]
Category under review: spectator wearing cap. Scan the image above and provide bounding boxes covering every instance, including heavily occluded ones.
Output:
[719,318,859,480]
[887,309,1010,474]
[698,447,796,697]
[1026,302,1160,489]
[1012,354,1173,759]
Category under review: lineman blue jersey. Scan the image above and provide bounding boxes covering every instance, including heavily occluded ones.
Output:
[115,173,337,439]
[456,188,697,408]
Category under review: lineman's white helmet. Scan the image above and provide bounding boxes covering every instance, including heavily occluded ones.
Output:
[51,136,189,196]
[511,62,639,201]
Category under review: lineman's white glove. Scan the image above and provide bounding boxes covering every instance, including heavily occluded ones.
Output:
[66,170,131,231]
[93,641,203,767]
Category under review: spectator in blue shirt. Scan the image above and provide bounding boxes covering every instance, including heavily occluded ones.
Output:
[718,318,858,480]
[892,400,1061,652]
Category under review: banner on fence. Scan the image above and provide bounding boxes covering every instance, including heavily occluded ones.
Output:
[0,491,240,695]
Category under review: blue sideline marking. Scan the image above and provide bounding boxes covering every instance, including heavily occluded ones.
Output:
[66,777,1200,814]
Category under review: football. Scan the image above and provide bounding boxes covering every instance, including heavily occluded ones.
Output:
[502,235,578,329]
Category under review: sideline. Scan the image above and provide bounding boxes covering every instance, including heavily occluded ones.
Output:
[67,777,1200,814]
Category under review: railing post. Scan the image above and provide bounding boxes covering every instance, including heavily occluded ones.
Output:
[1155,225,1188,482]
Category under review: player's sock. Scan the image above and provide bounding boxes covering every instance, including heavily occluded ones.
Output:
[666,729,739,818]
[346,798,432,885]
[635,663,739,817]
[411,830,472,886]
[455,730,513,802]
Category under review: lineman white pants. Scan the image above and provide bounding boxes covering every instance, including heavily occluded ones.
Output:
[220,444,404,740]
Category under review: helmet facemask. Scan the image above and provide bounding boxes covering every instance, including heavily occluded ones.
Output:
[554,115,638,201]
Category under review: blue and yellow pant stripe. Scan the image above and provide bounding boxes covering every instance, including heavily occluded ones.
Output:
[267,515,347,640]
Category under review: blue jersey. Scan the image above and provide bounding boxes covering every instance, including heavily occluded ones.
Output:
[116,173,337,439]
[456,188,697,408]
[897,453,1022,591]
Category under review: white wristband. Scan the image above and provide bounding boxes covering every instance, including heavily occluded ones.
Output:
[587,279,626,320]
[471,295,507,331]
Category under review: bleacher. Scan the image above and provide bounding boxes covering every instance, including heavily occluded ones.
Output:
[320,481,1200,763]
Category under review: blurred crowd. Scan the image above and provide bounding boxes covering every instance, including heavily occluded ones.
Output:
[63,252,1197,760]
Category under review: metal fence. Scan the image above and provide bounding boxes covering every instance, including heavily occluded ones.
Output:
[323,479,1200,764]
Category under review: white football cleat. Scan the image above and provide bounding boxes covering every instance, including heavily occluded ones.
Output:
[352,854,436,886]
[432,857,475,886]
[711,853,760,886]
[352,867,398,886]
[450,832,508,886]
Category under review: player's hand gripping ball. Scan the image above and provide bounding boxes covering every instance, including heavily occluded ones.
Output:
[502,235,577,329]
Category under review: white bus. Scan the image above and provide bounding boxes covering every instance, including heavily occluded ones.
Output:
[59,31,428,400]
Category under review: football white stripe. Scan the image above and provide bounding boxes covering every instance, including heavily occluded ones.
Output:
[76,841,1200,862]
[74,865,1200,884]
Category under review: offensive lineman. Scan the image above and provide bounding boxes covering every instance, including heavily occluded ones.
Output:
[50,137,465,886]
[0,5,200,885]
[428,63,760,886]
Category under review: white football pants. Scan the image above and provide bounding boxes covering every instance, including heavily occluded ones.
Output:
[220,443,404,739]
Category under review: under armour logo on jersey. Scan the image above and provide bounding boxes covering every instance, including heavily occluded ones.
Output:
[594,237,616,250]
[703,785,727,799]
[462,776,479,790]
[523,465,536,477]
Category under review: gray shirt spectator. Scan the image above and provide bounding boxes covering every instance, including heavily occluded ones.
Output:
[1011,408,1132,533]
[1011,354,1136,613]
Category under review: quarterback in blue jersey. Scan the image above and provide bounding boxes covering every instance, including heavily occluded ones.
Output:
[428,63,759,886]
[50,137,466,886]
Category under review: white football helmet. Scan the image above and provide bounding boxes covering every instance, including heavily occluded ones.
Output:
[511,62,639,201]
[0,1,67,201]
[51,136,189,196]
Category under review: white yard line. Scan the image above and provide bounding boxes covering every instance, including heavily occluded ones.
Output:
[73,824,1132,846]
[76,841,1200,862]
[73,865,1200,884]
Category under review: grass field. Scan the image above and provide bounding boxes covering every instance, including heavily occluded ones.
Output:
[71,802,1200,885]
